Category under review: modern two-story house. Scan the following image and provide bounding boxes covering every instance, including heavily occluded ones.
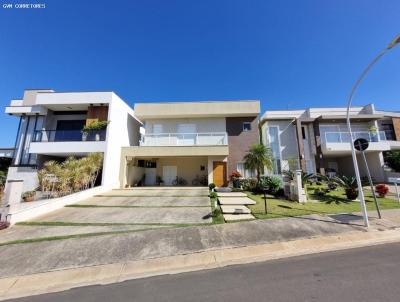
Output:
[260,104,400,182]
[119,100,260,188]
[5,89,141,191]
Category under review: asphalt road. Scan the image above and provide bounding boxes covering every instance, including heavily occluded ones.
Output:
[7,242,400,302]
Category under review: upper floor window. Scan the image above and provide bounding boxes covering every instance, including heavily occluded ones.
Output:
[243,122,252,131]
[153,124,163,134]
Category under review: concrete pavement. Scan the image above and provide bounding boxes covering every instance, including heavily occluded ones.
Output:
[1,210,400,300]
[8,242,400,302]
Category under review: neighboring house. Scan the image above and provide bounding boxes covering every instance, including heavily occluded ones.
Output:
[260,104,400,182]
[5,89,141,192]
[119,100,260,188]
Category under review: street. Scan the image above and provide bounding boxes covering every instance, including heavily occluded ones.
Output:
[6,242,400,302]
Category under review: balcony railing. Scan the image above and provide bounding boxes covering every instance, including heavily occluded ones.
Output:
[324,131,387,143]
[33,130,107,142]
[140,132,228,146]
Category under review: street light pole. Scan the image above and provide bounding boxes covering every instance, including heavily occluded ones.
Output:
[346,35,400,228]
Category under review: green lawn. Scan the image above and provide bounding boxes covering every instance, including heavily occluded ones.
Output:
[247,188,400,220]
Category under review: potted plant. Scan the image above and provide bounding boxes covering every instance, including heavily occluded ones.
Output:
[230,170,242,189]
[369,125,378,142]
[375,184,389,198]
[209,183,216,192]
[156,176,164,186]
[22,190,36,202]
[82,120,109,141]
[333,175,358,200]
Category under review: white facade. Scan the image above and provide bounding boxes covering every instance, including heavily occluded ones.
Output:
[261,104,400,182]
[4,90,141,192]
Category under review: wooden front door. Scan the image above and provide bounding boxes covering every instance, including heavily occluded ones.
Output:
[213,162,226,187]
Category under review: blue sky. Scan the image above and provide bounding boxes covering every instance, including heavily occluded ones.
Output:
[0,0,399,146]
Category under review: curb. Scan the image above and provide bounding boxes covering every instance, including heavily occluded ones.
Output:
[1,229,400,300]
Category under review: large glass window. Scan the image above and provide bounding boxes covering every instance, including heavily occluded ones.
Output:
[236,162,256,178]
[267,126,281,174]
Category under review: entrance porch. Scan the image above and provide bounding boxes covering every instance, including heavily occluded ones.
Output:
[119,146,229,188]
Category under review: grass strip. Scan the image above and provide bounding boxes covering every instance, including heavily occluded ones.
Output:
[16,221,201,227]
[0,228,162,247]
[94,195,210,198]
[210,197,225,224]
[65,204,209,208]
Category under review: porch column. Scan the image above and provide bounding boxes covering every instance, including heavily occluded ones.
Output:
[295,119,306,172]
[119,153,128,189]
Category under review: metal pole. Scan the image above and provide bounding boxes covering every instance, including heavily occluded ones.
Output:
[360,150,381,218]
[395,182,400,203]
[346,35,400,226]
[346,49,389,228]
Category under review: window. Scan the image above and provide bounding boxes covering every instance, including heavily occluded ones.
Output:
[153,124,163,134]
[243,122,252,131]
[267,126,281,174]
[236,162,256,178]
[301,127,306,139]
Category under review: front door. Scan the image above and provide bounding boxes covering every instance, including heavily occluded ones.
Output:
[163,166,177,186]
[213,162,226,187]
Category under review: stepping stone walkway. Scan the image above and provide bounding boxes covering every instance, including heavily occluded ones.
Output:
[223,214,255,222]
[218,192,256,221]
[217,192,247,197]
[218,197,256,205]
[220,205,251,214]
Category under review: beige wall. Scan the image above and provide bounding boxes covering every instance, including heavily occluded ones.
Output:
[145,118,226,133]
[135,101,260,119]
[155,157,208,185]
[324,152,385,182]
[126,163,144,187]
[207,156,228,184]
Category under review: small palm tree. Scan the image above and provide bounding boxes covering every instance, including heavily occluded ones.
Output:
[333,175,358,200]
[243,144,273,182]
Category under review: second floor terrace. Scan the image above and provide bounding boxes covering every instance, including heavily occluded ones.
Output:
[139,132,228,146]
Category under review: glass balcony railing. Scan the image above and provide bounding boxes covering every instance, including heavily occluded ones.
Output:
[33,130,107,142]
[324,131,386,143]
[140,132,228,146]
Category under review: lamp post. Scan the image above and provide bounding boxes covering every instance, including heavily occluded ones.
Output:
[346,35,400,227]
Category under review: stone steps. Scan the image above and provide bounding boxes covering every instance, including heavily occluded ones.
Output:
[223,214,255,221]
[221,205,251,214]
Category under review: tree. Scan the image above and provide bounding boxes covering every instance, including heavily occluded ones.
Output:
[243,144,273,182]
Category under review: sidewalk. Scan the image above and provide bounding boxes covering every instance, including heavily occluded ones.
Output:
[1,209,400,300]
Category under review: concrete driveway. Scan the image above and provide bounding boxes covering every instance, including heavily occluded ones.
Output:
[36,187,212,225]
[0,187,212,245]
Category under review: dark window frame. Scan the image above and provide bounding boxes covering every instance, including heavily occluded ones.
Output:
[243,122,252,132]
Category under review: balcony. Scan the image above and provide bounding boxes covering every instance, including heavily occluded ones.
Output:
[140,132,228,146]
[33,130,106,142]
[322,131,390,155]
[29,130,106,156]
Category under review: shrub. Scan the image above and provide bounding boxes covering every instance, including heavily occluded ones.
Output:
[230,170,242,179]
[22,190,35,199]
[0,221,10,230]
[208,183,216,190]
[257,176,282,194]
[274,188,285,197]
[82,120,109,132]
[212,206,222,218]
[241,178,258,191]
[38,153,104,198]
[333,175,358,200]
[385,151,400,172]
[209,191,218,199]
[375,184,389,198]
[314,188,326,197]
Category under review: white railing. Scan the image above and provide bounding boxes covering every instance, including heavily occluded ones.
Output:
[324,131,386,143]
[140,132,228,146]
